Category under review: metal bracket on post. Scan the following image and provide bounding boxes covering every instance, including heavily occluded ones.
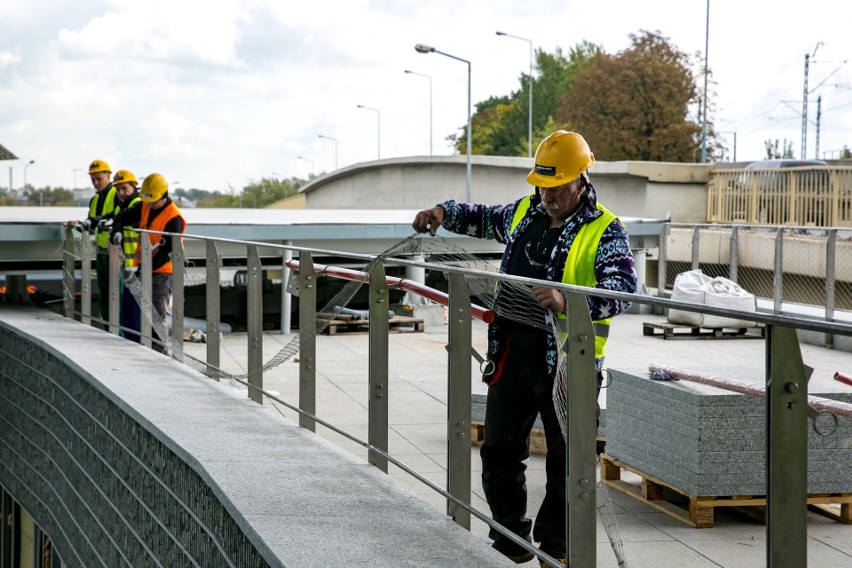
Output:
[298,252,317,432]
[205,240,221,378]
[766,324,808,568]
[80,233,93,326]
[565,292,597,568]
[368,260,389,473]
[447,273,472,529]
[825,228,837,348]
[247,245,264,405]
[108,244,121,334]
[63,227,75,319]
[171,235,185,361]
[140,236,153,348]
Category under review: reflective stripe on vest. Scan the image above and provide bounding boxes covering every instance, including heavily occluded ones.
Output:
[509,195,616,359]
[89,185,117,249]
[116,196,142,269]
[140,201,185,274]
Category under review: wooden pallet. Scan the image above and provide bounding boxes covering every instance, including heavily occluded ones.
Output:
[600,453,852,528]
[642,321,764,340]
[321,315,425,335]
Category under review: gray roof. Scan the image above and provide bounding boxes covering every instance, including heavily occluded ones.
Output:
[0,143,18,161]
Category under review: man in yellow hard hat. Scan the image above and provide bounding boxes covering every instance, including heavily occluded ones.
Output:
[67,159,117,325]
[110,173,186,355]
[412,131,637,566]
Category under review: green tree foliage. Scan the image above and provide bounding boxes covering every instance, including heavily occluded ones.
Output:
[764,138,795,159]
[557,30,702,162]
[452,43,600,156]
[26,186,75,206]
[194,176,306,208]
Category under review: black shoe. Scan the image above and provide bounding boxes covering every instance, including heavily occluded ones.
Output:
[505,550,535,564]
[493,539,535,564]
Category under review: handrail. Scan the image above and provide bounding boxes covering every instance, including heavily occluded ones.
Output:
[285,259,496,323]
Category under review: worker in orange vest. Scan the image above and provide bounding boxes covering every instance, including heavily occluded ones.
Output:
[110,173,186,355]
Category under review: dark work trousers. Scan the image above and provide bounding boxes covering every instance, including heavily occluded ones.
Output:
[481,328,566,558]
[95,251,110,325]
[119,279,141,343]
[151,273,172,355]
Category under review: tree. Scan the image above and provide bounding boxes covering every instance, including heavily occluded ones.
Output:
[195,176,306,208]
[556,30,703,162]
[26,186,75,206]
[764,139,795,159]
[452,43,600,156]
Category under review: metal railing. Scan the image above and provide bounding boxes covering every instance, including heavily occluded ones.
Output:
[708,165,852,227]
[58,227,852,568]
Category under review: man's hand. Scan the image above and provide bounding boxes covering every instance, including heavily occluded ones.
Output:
[97,218,113,231]
[412,206,445,236]
[532,286,566,313]
[77,219,93,232]
[110,232,123,246]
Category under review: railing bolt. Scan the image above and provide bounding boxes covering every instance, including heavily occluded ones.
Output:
[785,382,799,393]
[578,334,588,342]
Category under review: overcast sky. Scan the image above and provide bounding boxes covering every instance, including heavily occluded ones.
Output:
[2,0,850,194]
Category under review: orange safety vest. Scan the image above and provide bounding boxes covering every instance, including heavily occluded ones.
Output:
[140,201,186,274]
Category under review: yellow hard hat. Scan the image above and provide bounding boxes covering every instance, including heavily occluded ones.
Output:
[89,159,111,175]
[526,131,595,188]
[140,173,168,203]
[113,170,138,187]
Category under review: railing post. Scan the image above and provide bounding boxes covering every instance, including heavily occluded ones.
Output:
[773,228,784,314]
[205,240,221,379]
[729,225,739,283]
[63,227,75,319]
[247,245,264,404]
[80,231,93,327]
[447,273,472,529]
[108,244,121,334]
[281,241,292,335]
[657,223,669,298]
[825,228,837,348]
[298,252,317,432]
[367,260,389,473]
[140,235,153,348]
[691,225,701,271]
[565,292,597,568]
[765,325,808,568]
[171,235,185,361]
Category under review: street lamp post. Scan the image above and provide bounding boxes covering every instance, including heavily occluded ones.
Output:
[318,134,339,169]
[700,0,710,163]
[297,155,315,176]
[404,70,433,156]
[415,43,471,202]
[357,105,381,160]
[496,31,534,158]
[23,159,35,192]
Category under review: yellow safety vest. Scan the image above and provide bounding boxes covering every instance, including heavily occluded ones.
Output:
[113,196,142,269]
[88,185,117,249]
[509,195,616,359]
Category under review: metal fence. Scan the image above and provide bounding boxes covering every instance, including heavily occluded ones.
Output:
[17,227,852,567]
[708,166,852,227]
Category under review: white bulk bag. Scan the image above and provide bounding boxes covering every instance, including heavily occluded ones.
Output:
[668,269,756,328]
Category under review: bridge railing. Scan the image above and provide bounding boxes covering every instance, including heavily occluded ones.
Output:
[59,227,852,568]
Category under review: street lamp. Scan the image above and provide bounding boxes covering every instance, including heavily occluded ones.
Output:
[404,70,433,156]
[23,159,35,192]
[415,43,471,202]
[356,105,381,160]
[318,134,339,169]
[297,155,315,176]
[496,31,534,158]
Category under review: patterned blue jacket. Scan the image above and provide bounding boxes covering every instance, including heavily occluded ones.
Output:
[438,181,637,378]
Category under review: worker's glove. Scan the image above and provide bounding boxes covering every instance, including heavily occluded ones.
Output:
[97,218,113,231]
[77,219,93,232]
[110,232,123,246]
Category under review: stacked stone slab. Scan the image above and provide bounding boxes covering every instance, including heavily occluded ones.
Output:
[607,367,852,496]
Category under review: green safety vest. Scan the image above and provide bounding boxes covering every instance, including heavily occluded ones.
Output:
[88,185,117,249]
[509,195,616,359]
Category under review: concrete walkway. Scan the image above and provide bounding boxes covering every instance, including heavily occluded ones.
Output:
[181,312,852,567]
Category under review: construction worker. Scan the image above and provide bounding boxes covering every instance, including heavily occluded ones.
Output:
[412,131,637,566]
[103,170,143,343]
[110,173,186,355]
[66,159,117,325]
